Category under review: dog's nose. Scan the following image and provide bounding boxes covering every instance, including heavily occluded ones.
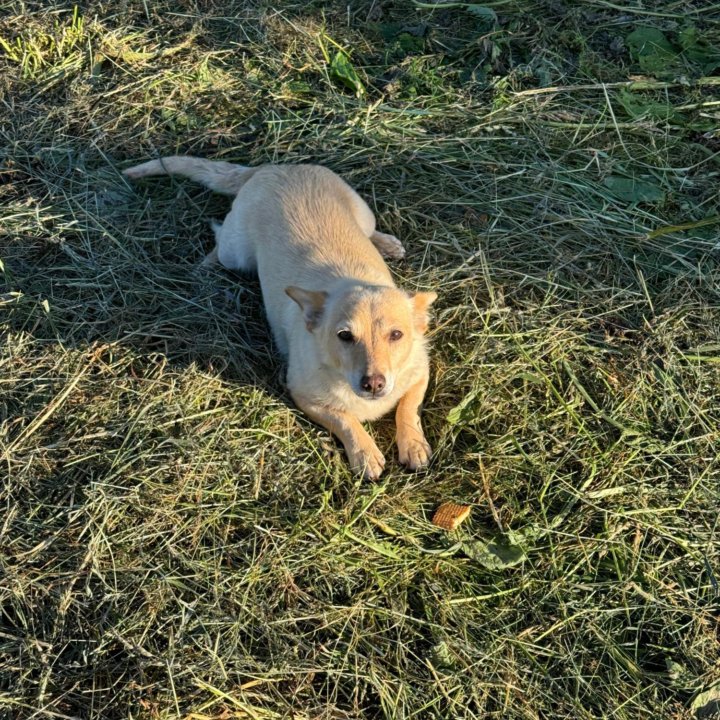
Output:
[361,374,386,394]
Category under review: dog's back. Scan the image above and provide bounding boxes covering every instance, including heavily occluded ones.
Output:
[235,166,395,336]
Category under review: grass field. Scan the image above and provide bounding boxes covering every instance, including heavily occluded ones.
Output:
[2,1,720,718]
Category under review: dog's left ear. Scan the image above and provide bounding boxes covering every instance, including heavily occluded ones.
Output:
[285,287,328,331]
[410,291,438,334]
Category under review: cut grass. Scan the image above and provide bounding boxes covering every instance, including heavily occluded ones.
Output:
[1,1,719,718]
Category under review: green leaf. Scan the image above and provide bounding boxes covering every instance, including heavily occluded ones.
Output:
[627,27,675,56]
[397,32,425,54]
[627,27,680,75]
[679,25,720,74]
[665,658,695,690]
[460,537,526,570]
[330,50,365,97]
[617,89,680,123]
[282,80,313,98]
[430,640,459,669]
[375,22,426,56]
[603,176,665,204]
[506,524,545,546]
[376,22,403,41]
[447,390,480,426]
[691,682,720,718]
[466,5,498,28]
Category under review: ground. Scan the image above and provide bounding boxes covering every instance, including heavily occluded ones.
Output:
[1,1,720,718]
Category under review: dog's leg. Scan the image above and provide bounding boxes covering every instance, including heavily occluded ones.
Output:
[211,218,257,272]
[344,187,406,260]
[200,245,219,268]
[395,374,432,470]
[370,230,406,260]
[293,395,386,480]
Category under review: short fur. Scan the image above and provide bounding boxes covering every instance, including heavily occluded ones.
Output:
[123,156,436,479]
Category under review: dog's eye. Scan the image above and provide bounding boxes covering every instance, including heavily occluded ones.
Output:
[337,330,354,343]
[389,330,404,342]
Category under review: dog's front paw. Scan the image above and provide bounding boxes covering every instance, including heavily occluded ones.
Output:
[348,441,386,480]
[397,431,432,470]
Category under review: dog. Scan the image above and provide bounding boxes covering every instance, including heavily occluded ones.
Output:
[123,156,436,479]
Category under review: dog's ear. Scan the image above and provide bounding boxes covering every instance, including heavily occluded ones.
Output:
[409,291,438,334]
[285,287,328,331]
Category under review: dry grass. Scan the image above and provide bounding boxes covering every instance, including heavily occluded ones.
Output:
[1,1,720,718]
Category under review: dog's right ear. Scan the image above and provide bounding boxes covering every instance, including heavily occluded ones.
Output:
[285,287,328,331]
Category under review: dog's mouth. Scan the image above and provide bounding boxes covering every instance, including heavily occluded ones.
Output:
[357,389,388,400]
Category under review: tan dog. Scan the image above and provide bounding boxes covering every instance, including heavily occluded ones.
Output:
[123,157,436,479]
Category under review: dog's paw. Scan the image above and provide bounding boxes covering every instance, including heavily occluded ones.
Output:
[371,231,406,260]
[397,431,432,470]
[348,441,386,480]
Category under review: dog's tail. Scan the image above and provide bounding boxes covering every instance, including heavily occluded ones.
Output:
[123,155,257,195]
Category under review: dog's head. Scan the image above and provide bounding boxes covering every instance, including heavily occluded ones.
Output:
[286,284,436,399]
